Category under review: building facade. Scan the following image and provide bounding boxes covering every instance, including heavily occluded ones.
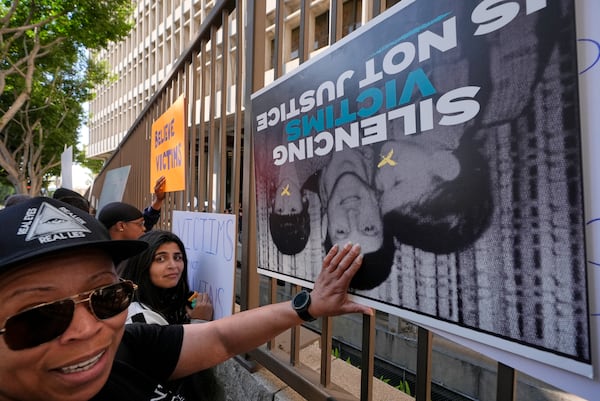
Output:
[88,0,395,159]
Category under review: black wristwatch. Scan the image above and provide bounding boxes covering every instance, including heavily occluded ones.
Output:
[292,289,316,322]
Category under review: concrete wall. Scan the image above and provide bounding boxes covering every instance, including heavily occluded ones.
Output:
[216,358,307,401]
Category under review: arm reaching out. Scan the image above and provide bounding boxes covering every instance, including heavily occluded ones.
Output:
[173,242,371,379]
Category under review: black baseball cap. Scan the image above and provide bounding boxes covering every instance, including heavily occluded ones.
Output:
[53,187,85,200]
[0,197,148,273]
[97,201,144,229]
[53,187,90,212]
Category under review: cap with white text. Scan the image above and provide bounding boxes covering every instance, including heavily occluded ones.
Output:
[0,197,148,273]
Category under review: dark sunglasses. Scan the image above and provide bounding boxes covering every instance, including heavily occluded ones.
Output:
[0,280,137,351]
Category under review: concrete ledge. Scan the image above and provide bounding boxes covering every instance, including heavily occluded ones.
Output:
[216,358,306,401]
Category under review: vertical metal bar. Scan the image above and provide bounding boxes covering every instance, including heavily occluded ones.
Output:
[497,363,517,401]
[174,75,183,212]
[241,0,265,313]
[320,316,332,386]
[207,24,218,213]
[298,0,310,63]
[274,0,284,78]
[231,0,243,233]
[219,10,230,212]
[267,278,278,350]
[198,40,208,212]
[291,285,301,366]
[360,313,375,401]
[185,64,194,212]
[233,1,259,372]
[416,327,432,401]
[329,0,342,45]
[189,51,199,211]
[353,0,359,33]
[372,0,382,17]
[177,69,184,97]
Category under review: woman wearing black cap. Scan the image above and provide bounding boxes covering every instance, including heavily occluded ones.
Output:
[0,197,369,401]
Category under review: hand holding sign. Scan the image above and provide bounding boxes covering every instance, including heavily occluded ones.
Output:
[154,176,166,200]
[186,291,214,321]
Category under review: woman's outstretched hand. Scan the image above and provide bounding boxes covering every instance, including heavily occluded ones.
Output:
[309,242,374,318]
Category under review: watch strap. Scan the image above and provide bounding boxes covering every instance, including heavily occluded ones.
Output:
[293,290,316,322]
[296,306,316,322]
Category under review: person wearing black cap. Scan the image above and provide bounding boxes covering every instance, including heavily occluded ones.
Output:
[97,176,167,239]
[3,194,31,207]
[53,187,91,213]
[97,201,148,240]
[0,196,370,401]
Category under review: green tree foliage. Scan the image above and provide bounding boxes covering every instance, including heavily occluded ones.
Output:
[0,0,133,194]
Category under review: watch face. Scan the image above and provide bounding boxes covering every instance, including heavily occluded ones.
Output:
[293,290,310,309]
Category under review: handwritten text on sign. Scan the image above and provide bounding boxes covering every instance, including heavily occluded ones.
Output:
[172,210,237,320]
[150,95,186,192]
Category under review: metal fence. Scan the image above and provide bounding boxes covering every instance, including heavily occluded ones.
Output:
[90,1,518,400]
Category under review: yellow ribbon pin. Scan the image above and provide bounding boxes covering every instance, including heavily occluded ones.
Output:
[377,148,397,168]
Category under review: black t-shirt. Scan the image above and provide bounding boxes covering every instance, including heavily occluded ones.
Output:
[91,323,186,401]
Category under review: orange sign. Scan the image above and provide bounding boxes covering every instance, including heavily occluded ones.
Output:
[150,95,186,192]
